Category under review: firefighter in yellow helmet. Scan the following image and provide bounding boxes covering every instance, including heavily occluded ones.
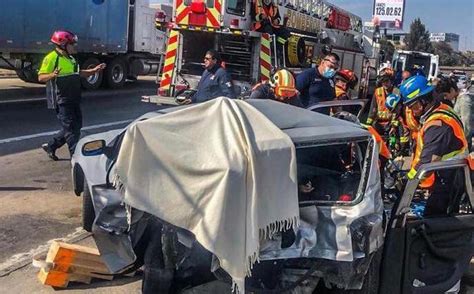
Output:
[250,69,301,106]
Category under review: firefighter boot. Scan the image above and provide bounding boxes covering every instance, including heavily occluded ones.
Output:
[42,143,59,161]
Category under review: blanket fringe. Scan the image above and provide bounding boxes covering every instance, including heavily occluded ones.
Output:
[112,172,126,194]
[112,172,133,229]
[245,215,299,277]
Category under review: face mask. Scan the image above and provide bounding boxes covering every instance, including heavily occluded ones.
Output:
[322,67,336,78]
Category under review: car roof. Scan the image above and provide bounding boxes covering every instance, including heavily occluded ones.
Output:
[137,99,370,143]
[246,99,370,143]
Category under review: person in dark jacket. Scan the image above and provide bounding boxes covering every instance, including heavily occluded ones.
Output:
[190,49,236,103]
[39,30,105,160]
[295,53,339,108]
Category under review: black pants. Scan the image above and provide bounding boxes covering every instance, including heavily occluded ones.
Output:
[257,22,291,40]
[424,169,463,216]
[48,103,82,156]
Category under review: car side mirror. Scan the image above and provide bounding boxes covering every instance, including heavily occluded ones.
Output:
[82,140,106,156]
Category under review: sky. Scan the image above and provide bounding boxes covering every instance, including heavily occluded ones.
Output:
[330,0,474,51]
[150,0,474,51]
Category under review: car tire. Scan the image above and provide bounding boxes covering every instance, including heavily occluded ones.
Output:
[322,250,382,294]
[80,57,103,90]
[82,179,96,232]
[345,250,382,294]
[104,57,127,89]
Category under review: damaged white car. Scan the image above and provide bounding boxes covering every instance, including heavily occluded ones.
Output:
[71,98,474,294]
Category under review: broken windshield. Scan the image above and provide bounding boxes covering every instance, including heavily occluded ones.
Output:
[296,139,371,206]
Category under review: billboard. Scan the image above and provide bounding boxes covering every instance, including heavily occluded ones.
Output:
[372,0,405,30]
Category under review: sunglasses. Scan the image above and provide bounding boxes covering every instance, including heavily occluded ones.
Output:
[324,59,339,69]
[204,56,214,61]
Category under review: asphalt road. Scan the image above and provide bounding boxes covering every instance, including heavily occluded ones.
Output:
[0,77,161,270]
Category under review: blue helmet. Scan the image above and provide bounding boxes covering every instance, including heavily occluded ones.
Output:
[399,75,434,106]
[385,94,401,111]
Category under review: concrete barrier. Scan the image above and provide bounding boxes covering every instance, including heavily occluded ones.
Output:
[0,69,17,78]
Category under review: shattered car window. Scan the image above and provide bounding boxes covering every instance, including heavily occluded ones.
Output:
[296,139,369,205]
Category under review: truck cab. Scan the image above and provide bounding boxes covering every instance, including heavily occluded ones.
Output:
[392,50,439,81]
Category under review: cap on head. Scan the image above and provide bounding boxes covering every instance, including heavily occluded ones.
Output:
[378,67,395,83]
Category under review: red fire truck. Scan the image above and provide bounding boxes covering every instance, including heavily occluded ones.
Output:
[143,0,369,104]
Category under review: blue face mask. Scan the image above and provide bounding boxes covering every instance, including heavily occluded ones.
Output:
[322,67,336,78]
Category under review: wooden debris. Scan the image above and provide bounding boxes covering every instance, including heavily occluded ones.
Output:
[35,241,127,288]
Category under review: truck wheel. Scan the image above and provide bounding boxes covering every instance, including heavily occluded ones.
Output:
[80,57,103,90]
[104,57,127,89]
[82,179,96,232]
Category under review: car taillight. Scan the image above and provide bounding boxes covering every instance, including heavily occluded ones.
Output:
[338,194,352,202]
[230,19,239,28]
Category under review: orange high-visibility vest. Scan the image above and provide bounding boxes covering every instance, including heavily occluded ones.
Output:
[254,0,280,30]
[335,86,347,100]
[408,103,468,188]
[374,87,392,122]
[366,125,391,160]
[404,107,420,140]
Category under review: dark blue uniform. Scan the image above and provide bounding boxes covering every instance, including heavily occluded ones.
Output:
[296,68,335,107]
[192,64,236,103]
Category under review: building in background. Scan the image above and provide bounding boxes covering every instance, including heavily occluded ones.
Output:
[385,32,408,47]
[430,33,460,52]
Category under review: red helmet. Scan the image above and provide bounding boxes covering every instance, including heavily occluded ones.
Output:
[335,69,358,89]
[51,31,78,47]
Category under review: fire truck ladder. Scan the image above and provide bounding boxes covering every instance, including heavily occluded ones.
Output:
[219,37,253,81]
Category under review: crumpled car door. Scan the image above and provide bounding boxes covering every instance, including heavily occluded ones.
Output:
[380,159,474,294]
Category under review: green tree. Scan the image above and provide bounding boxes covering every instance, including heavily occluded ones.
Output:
[433,41,459,66]
[462,51,474,66]
[379,38,395,62]
[405,18,433,52]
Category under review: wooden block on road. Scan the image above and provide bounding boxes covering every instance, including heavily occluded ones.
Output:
[37,240,117,288]
[45,241,110,273]
[38,268,92,288]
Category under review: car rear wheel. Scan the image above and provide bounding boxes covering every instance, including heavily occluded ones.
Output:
[82,179,96,232]
[319,250,382,294]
